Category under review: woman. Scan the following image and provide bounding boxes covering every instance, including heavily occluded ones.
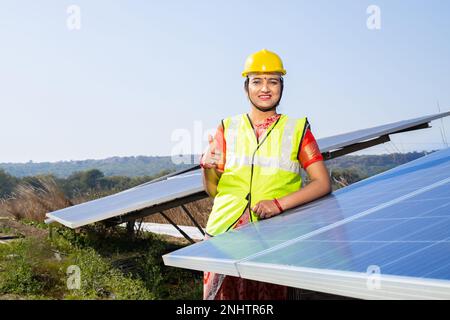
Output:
[200,49,332,300]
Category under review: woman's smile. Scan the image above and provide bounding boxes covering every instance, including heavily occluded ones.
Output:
[258,94,272,101]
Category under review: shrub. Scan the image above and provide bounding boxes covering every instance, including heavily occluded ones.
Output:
[2,176,72,222]
[65,247,154,300]
[0,239,58,296]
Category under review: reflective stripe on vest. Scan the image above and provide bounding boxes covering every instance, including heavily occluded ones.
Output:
[205,114,308,236]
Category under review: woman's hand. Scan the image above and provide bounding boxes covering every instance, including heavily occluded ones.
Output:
[252,200,282,219]
[201,134,222,170]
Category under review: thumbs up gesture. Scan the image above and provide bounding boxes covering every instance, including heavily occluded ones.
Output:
[201,134,223,170]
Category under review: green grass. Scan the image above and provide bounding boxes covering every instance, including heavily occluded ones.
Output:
[0,225,13,234]
[0,239,60,297]
[0,225,202,300]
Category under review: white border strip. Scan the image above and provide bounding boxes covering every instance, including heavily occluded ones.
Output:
[237,262,450,300]
[162,254,240,277]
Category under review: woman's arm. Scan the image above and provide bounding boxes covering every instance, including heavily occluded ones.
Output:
[253,160,331,219]
[202,167,222,198]
[253,126,332,219]
[278,160,331,210]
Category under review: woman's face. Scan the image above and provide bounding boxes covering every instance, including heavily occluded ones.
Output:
[246,73,282,111]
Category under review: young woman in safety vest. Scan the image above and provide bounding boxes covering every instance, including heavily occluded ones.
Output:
[200,49,332,300]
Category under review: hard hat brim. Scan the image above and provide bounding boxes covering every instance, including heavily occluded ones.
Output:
[242,70,286,77]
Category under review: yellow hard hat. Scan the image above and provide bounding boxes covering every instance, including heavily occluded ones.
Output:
[242,49,286,77]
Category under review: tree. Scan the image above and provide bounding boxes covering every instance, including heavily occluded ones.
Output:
[81,169,105,189]
[0,169,19,198]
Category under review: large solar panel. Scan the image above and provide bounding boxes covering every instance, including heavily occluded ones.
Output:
[45,111,450,229]
[163,147,450,299]
[46,171,204,228]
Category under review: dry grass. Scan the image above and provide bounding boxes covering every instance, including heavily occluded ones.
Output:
[0,176,72,222]
[332,176,349,189]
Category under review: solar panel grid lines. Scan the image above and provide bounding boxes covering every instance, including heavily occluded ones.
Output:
[236,176,450,266]
[382,235,450,269]
[235,185,450,297]
[345,208,450,243]
[242,184,450,274]
[422,259,450,278]
[252,227,450,277]
[310,196,450,246]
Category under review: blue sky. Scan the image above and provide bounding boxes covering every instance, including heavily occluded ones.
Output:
[1,0,449,163]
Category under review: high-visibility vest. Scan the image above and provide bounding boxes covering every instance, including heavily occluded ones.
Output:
[205,113,309,236]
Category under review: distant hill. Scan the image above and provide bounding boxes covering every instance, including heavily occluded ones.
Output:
[0,155,200,178]
[325,151,434,178]
[0,151,436,179]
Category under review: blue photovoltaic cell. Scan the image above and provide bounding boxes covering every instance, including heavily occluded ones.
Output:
[242,154,450,281]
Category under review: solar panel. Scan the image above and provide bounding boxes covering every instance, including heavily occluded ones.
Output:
[317,111,450,153]
[163,147,450,299]
[45,111,450,229]
[46,171,204,228]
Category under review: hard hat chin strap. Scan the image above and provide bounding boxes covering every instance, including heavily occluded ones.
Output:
[245,77,284,112]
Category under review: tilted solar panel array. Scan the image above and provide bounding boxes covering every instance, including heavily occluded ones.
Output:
[45,111,450,229]
[163,147,450,299]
